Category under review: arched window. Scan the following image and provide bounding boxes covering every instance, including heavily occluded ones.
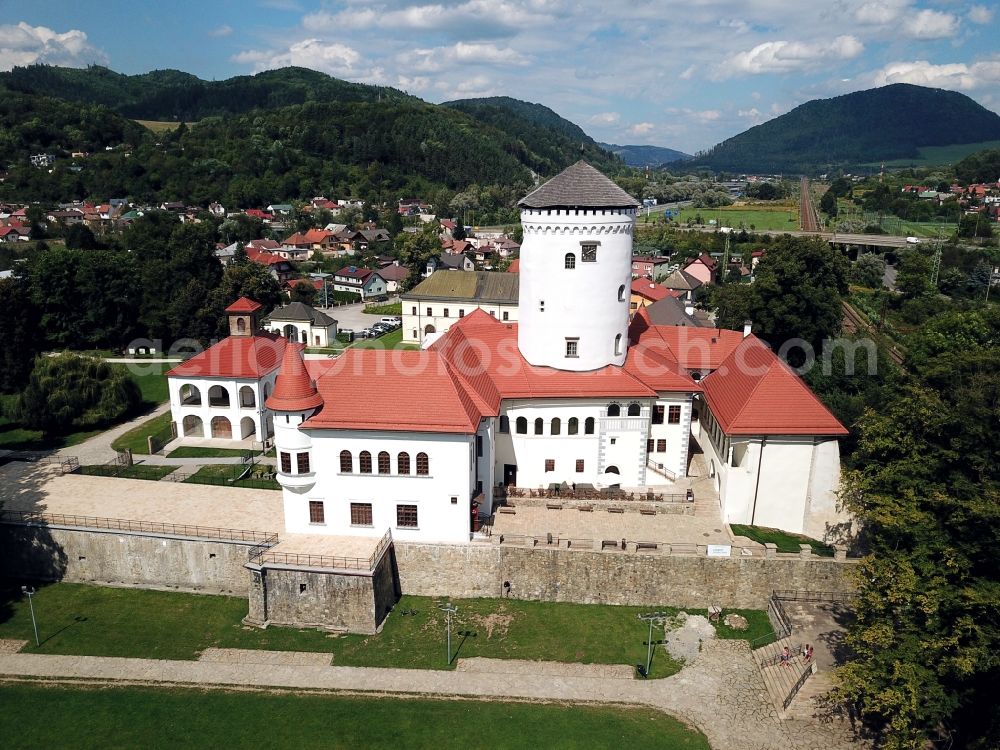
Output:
[237,317,247,333]
[499,415,510,433]
[607,403,621,417]
[359,451,372,474]
[585,417,595,434]
[416,452,429,475]
[397,452,410,474]
[564,252,576,269]
[618,284,626,302]
[180,384,201,405]
[551,417,561,435]
[534,417,544,435]
[627,402,641,417]
[568,417,579,435]
[516,417,527,434]
[340,450,352,473]
[378,451,390,474]
[614,333,622,356]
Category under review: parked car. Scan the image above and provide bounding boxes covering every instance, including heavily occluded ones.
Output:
[380,317,402,326]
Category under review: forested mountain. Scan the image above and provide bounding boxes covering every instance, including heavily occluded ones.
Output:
[0,65,416,120]
[687,84,1000,173]
[598,143,691,167]
[443,96,620,174]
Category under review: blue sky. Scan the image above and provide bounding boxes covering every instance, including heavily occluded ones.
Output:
[6,0,1000,153]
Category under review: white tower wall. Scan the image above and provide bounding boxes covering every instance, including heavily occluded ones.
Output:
[517,207,636,371]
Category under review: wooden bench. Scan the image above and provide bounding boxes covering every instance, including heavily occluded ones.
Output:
[607,507,624,514]
[497,507,516,515]
[546,503,563,510]
[636,541,658,551]
[577,505,593,512]
[639,508,657,516]
[601,539,619,550]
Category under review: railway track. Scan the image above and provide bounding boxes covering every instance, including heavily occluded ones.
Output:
[841,301,905,365]
[799,177,820,232]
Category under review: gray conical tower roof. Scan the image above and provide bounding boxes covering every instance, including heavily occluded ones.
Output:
[518,161,639,209]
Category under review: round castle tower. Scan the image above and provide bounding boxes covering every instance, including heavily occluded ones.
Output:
[265,344,323,494]
[516,161,639,371]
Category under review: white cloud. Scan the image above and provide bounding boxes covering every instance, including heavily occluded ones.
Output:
[738,107,761,118]
[679,65,697,80]
[587,112,620,125]
[720,35,863,78]
[232,39,363,77]
[902,9,958,39]
[209,24,233,37]
[967,5,994,25]
[854,0,908,26]
[868,59,1000,91]
[0,22,107,70]
[398,41,527,73]
[628,122,654,135]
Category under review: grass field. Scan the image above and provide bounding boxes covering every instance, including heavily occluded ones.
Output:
[134,119,198,133]
[78,464,177,481]
[664,206,799,231]
[110,411,172,455]
[0,683,710,750]
[351,329,419,350]
[181,464,279,490]
[0,584,772,675]
[729,525,834,557]
[363,301,402,315]
[166,446,253,459]
[864,139,1000,168]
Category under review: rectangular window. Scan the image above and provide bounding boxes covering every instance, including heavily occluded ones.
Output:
[396,504,418,528]
[565,339,578,358]
[459,309,465,318]
[668,405,681,424]
[411,306,416,315]
[443,308,449,318]
[581,243,598,262]
[426,307,432,316]
[308,501,325,524]
[350,503,373,526]
[297,452,310,474]
[502,311,509,321]
[545,459,555,472]
[576,459,584,472]
[499,415,509,433]
[657,439,667,453]
[280,451,292,474]
[652,405,665,425]
[647,438,654,453]
[539,300,545,312]
[476,434,483,457]
[489,310,496,317]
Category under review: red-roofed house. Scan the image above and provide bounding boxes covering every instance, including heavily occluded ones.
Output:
[629,278,675,316]
[167,299,293,443]
[683,254,718,285]
[332,266,387,299]
[247,247,295,283]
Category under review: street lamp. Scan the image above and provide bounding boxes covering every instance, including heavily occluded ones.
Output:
[637,611,669,678]
[438,603,458,665]
[21,586,39,647]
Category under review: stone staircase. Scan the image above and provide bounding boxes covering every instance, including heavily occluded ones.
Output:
[784,669,834,720]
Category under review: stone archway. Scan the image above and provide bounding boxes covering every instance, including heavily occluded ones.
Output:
[240,416,256,439]
[182,415,203,437]
[211,416,232,439]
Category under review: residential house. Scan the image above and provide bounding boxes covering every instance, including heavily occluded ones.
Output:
[629,278,676,316]
[376,264,411,293]
[265,302,338,347]
[248,246,295,283]
[683,254,718,285]
[332,266,387,300]
[425,253,475,276]
[662,268,703,304]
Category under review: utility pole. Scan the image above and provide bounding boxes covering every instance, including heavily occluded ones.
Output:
[930,235,943,288]
[438,603,457,665]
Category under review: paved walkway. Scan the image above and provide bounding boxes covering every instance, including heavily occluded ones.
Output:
[0,640,866,750]
[56,403,171,465]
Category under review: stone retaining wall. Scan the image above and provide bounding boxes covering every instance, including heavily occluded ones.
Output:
[395,542,856,609]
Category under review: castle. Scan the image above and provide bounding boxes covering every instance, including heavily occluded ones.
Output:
[168,162,847,542]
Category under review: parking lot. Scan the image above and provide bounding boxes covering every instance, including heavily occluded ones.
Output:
[316,297,399,339]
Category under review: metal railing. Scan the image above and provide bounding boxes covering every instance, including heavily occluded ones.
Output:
[645,458,678,481]
[504,486,690,503]
[0,509,276,544]
[251,528,394,572]
[0,452,79,474]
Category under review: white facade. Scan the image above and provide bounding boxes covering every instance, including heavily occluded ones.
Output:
[697,402,845,536]
[168,373,277,442]
[517,207,635,371]
[267,319,337,348]
[403,300,518,343]
[280,427,478,544]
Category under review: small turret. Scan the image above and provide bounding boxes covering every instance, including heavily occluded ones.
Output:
[226,297,262,337]
[266,344,322,494]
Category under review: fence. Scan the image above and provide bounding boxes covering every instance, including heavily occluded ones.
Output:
[0,452,79,474]
[503,486,691,503]
[147,419,176,454]
[0,509,276,544]
[162,470,280,491]
[250,528,394,572]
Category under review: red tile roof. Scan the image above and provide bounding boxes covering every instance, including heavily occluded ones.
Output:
[507,259,520,273]
[167,333,292,379]
[630,279,672,303]
[302,349,485,434]
[265,345,324,411]
[686,253,718,271]
[225,297,262,313]
[247,247,288,266]
[633,323,745,371]
[700,338,848,436]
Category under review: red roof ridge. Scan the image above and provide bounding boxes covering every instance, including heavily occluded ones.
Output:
[266,344,324,411]
[225,296,262,313]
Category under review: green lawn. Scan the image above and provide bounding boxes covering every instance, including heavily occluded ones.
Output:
[0,583,771,678]
[351,329,419,350]
[729,524,835,557]
[167,446,253,459]
[182,463,279,490]
[119,362,170,405]
[363,301,402,315]
[0,683,709,750]
[111,411,173,455]
[78,464,177,480]
[647,206,799,231]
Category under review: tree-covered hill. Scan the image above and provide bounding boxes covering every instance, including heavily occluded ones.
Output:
[442,96,621,174]
[598,143,691,167]
[686,84,1000,173]
[1,65,417,120]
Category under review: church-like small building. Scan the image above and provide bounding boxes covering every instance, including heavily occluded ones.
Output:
[264,302,338,347]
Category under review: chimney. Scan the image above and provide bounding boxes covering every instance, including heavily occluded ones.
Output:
[684,305,695,316]
[743,319,753,338]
